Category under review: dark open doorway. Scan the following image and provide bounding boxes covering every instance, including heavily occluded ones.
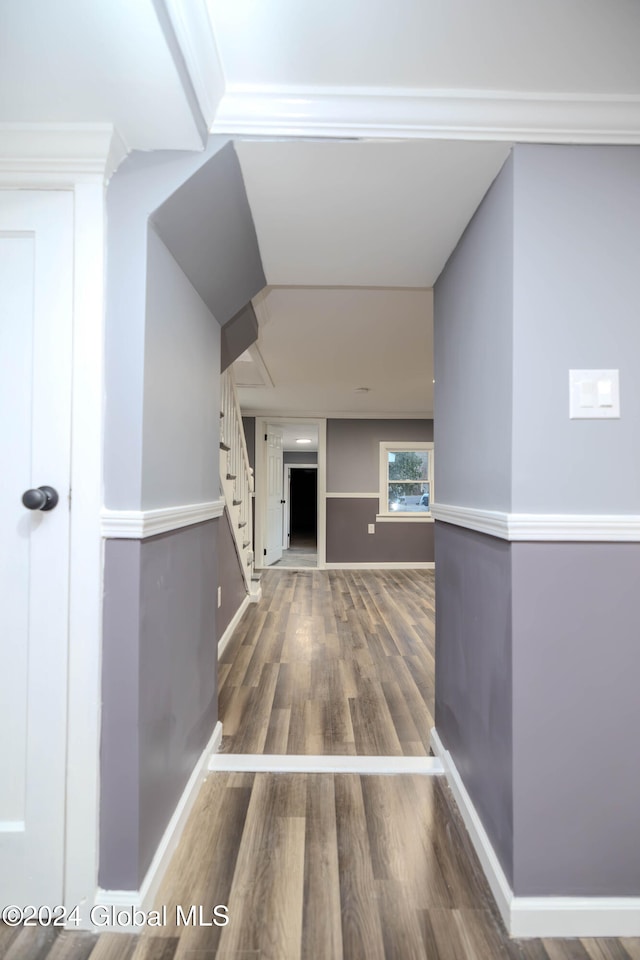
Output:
[288,467,317,548]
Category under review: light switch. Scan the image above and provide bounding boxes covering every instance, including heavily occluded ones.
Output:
[570,369,620,419]
[597,379,613,406]
[368,523,375,534]
[579,380,596,408]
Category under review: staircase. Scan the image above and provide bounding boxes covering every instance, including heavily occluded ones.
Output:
[220,368,256,592]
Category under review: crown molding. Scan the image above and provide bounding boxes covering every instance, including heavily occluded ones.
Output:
[161,0,225,127]
[101,499,225,539]
[432,502,640,541]
[239,409,432,419]
[0,123,128,187]
[212,85,640,144]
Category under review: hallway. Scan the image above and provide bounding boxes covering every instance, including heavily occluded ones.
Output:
[5,571,640,958]
[218,569,435,756]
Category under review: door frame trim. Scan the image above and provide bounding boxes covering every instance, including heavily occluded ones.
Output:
[64,181,106,917]
[255,418,327,569]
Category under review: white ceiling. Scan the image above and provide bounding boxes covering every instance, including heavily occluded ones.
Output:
[233,139,505,419]
[236,287,433,417]
[207,0,640,95]
[0,0,206,151]
[235,139,511,287]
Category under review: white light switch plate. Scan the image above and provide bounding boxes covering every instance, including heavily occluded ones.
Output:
[368,524,375,534]
[569,369,620,419]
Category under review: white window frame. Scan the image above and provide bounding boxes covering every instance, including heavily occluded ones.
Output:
[377,441,434,523]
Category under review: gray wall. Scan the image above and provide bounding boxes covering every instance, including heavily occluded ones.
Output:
[326,418,434,564]
[138,524,218,881]
[327,419,433,493]
[511,542,640,896]
[434,523,513,885]
[100,522,218,890]
[100,540,141,889]
[327,498,434,564]
[151,142,265,327]
[284,451,318,465]
[142,228,220,509]
[221,302,259,372]
[434,153,513,512]
[511,145,640,513]
[433,143,640,899]
[217,509,249,642]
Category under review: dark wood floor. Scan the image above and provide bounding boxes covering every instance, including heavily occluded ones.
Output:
[5,775,640,959]
[218,568,436,755]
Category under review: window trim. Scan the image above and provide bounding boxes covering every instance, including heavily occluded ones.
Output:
[377,441,434,522]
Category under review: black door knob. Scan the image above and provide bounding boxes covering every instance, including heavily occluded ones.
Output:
[22,485,59,511]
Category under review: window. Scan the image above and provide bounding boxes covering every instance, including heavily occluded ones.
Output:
[378,442,434,519]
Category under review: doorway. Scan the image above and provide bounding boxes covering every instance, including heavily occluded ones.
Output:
[255,417,326,570]
[284,464,318,566]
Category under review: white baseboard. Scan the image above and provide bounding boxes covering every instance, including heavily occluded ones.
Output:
[209,753,444,775]
[323,561,435,570]
[93,721,223,931]
[430,727,640,938]
[429,728,513,929]
[217,594,251,659]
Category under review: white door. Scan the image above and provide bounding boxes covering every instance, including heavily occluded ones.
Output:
[264,424,284,565]
[0,192,73,904]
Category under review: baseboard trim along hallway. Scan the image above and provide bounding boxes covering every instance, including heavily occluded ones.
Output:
[217,594,252,659]
[430,727,640,938]
[208,753,444,774]
[93,721,223,932]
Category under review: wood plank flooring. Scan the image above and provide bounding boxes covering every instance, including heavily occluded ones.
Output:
[6,775,639,959]
[7,568,640,959]
[218,569,436,756]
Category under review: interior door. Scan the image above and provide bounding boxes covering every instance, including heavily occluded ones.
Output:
[264,424,284,565]
[0,192,73,904]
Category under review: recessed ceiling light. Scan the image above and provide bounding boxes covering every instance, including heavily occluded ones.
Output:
[296,438,312,444]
